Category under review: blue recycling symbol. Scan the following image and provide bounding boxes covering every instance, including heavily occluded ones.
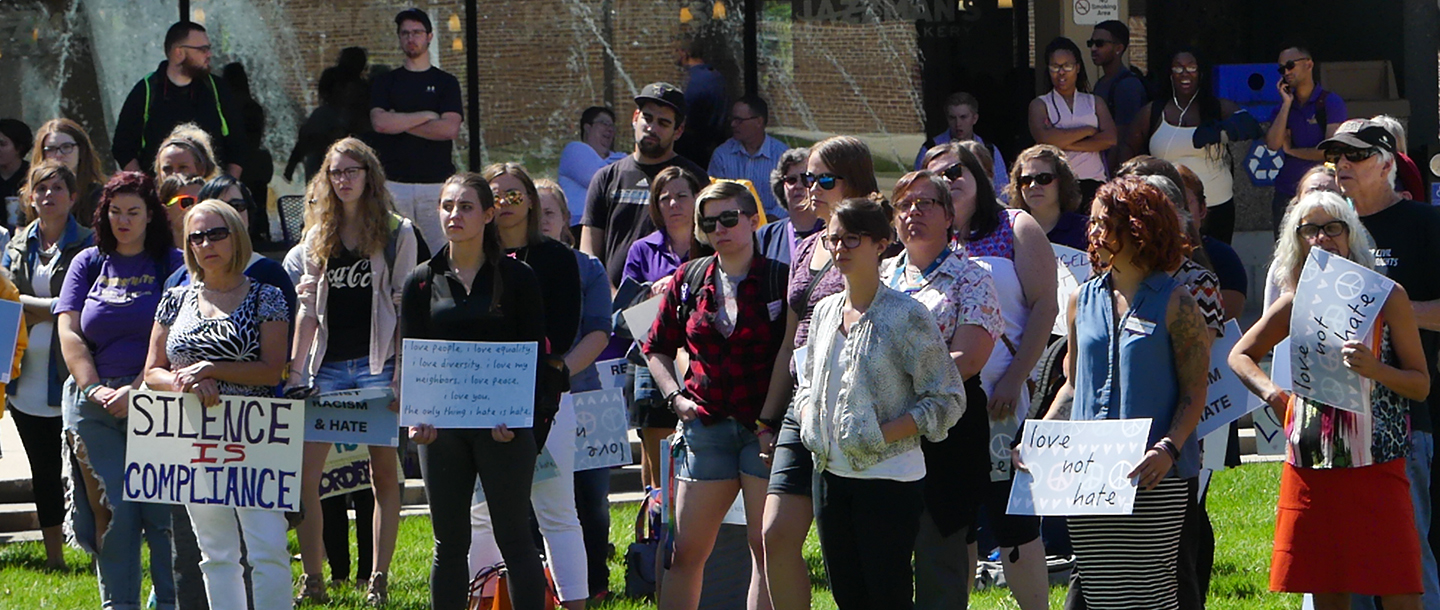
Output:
[1246,141,1285,186]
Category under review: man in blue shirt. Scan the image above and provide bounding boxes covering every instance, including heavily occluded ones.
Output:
[914,92,1009,199]
[708,95,790,221]
[1089,20,1149,170]
[674,36,728,169]
[1265,43,1346,233]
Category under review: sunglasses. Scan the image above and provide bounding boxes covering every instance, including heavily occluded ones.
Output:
[938,163,966,182]
[1295,220,1347,240]
[781,173,804,186]
[1277,58,1310,74]
[895,197,942,215]
[495,189,527,207]
[1017,172,1056,188]
[42,142,78,156]
[187,226,232,247]
[801,172,843,190]
[1084,39,1112,48]
[820,232,866,252]
[698,209,743,233]
[225,198,249,213]
[1170,65,1199,75]
[1323,147,1380,165]
[166,194,197,209]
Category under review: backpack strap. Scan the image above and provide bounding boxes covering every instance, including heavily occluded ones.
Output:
[206,74,231,138]
[141,72,155,149]
[677,255,715,322]
[382,213,405,272]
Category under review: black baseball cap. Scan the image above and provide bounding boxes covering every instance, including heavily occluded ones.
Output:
[1319,120,1396,154]
[635,82,687,118]
[395,8,432,33]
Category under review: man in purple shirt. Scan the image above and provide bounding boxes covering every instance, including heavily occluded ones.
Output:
[1264,42,1346,233]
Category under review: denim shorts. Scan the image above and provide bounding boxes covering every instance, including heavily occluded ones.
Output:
[675,418,769,482]
[314,356,396,394]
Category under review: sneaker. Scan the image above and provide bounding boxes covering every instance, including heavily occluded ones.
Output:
[295,573,330,605]
[365,572,388,607]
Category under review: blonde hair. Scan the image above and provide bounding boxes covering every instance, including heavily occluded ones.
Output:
[304,138,394,266]
[183,199,253,281]
[693,181,757,246]
[1270,191,1376,293]
[154,123,220,180]
[533,178,573,246]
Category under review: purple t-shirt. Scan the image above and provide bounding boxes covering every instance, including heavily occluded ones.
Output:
[788,231,846,351]
[1270,88,1347,197]
[55,247,185,378]
[623,230,687,284]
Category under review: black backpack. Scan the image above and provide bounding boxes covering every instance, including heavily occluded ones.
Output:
[674,254,789,323]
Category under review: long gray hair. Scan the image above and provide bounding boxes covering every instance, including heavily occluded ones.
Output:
[1269,190,1376,293]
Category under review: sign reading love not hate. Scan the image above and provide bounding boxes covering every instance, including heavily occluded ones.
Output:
[572,389,633,471]
[1196,319,1263,439]
[1007,418,1150,516]
[400,340,538,428]
[1290,248,1395,414]
[124,390,305,511]
[305,388,398,446]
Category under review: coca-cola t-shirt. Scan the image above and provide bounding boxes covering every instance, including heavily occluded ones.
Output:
[324,248,373,363]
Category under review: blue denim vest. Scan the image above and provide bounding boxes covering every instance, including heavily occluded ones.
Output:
[1072,271,1200,479]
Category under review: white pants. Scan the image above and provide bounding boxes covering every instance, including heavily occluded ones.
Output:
[188,504,293,610]
[470,397,588,602]
[386,181,446,255]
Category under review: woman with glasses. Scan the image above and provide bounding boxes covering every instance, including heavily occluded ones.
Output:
[882,171,1003,609]
[644,181,789,610]
[1008,144,1088,251]
[1125,49,1256,244]
[143,200,292,610]
[559,106,627,227]
[287,137,418,605]
[57,171,183,610]
[1030,36,1117,207]
[1264,165,1339,308]
[798,195,966,609]
[157,174,207,247]
[29,118,106,227]
[1229,190,1427,610]
[762,135,880,610]
[3,161,91,569]
[923,139,1057,610]
[755,147,817,266]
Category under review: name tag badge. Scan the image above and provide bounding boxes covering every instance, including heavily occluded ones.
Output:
[618,189,649,206]
[1123,316,1156,337]
[767,300,783,321]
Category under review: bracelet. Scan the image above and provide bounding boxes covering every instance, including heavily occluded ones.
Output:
[1152,438,1180,461]
[663,389,683,406]
[81,383,102,399]
[755,420,775,434]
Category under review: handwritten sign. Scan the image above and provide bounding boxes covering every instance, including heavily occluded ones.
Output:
[124,390,304,511]
[1254,339,1292,456]
[1052,245,1092,336]
[319,443,371,500]
[622,296,663,345]
[400,339,538,428]
[989,415,1020,482]
[472,447,559,503]
[0,300,21,383]
[1007,419,1150,516]
[305,388,398,446]
[1196,319,1263,439]
[572,390,633,470]
[1290,248,1394,413]
[594,358,630,390]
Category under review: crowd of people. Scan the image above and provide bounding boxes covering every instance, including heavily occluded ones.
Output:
[2,9,1439,610]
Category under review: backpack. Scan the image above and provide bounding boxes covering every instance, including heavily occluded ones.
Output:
[624,488,665,599]
[1102,67,1152,120]
[138,71,230,150]
[674,254,789,323]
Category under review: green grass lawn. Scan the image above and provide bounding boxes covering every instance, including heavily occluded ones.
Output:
[0,462,1295,609]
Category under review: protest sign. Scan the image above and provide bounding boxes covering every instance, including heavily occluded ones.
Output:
[305,388,398,446]
[124,390,304,511]
[0,300,21,383]
[1007,418,1150,516]
[1196,320,1263,439]
[1052,245,1092,336]
[319,443,372,500]
[572,389,633,471]
[400,339,538,428]
[989,415,1020,482]
[594,358,630,390]
[622,296,663,344]
[1252,338,1291,456]
[1198,424,1230,498]
[1290,248,1394,413]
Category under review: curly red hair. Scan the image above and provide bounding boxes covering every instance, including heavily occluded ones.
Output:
[1088,178,1189,273]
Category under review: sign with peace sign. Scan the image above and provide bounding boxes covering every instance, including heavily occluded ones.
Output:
[1290,248,1395,414]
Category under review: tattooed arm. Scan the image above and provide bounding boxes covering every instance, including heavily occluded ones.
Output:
[1166,287,1211,445]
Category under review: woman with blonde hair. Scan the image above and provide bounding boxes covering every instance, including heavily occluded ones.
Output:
[286,136,418,605]
[153,123,221,181]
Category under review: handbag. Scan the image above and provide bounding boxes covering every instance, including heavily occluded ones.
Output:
[467,562,559,610]
[624,487,664,598]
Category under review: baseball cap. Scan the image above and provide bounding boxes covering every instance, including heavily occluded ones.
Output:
[635,82,688,118]
[395,8,433,33]
[1319,120,1396,154]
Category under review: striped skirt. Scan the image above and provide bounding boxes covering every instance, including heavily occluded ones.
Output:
[1067,477,1191,610]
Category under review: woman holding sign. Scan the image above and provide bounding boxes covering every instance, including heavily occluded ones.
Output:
[57,171,184,610]
[287,137,417,605]
[1042,177,1211,609]
[881,170,1003,609]
[143,200,292,610]
[1229,190,1428,609]
[401,171,549,610]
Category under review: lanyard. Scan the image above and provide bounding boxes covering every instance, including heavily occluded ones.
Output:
[888,248,951,294]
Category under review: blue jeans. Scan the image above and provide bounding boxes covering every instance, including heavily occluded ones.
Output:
[1354,430,1439,609]
[64,376,177,610]
[314,356,396,394]
[675,418,768,481]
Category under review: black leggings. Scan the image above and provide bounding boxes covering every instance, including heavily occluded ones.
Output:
[817,472,925,610]
[1200,199,1236,245]
[9,407,64,528]
[321,488,375,581]
[420,428,545,610]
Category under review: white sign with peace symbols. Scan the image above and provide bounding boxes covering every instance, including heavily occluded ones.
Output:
[1290,248,1394,414]
[1007,418,1150,516]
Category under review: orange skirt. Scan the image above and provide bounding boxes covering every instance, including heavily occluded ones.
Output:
[1271,459,1422,595]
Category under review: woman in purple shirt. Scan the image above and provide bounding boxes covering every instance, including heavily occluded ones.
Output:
[57,171,184,610]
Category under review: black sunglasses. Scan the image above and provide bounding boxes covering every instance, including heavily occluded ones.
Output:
[1323,147,1379,165]
[1085,39,1112,48]
[938,163,966,182]
[187,226,232,247]
[698,209,743,233]
[1018,172,1056,188]
[1296,220,1348,240]
[1277,58,1310,74]
[801,172,842,190]
[781,174,803,186]
[226,198,250,213]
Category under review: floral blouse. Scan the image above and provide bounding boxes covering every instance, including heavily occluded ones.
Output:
[881,247,1004,343]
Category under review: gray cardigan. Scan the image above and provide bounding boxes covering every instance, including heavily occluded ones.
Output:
[796,284,967,473]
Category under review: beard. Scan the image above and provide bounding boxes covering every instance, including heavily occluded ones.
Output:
[180,56,209,79]
[637,135,669,158]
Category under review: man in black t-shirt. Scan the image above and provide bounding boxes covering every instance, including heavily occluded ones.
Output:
[1325,119,1440,608]
[580,82,709,287]
[370,8,463,253]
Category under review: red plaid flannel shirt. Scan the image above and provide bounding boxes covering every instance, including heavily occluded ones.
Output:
[642,255,787,427]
